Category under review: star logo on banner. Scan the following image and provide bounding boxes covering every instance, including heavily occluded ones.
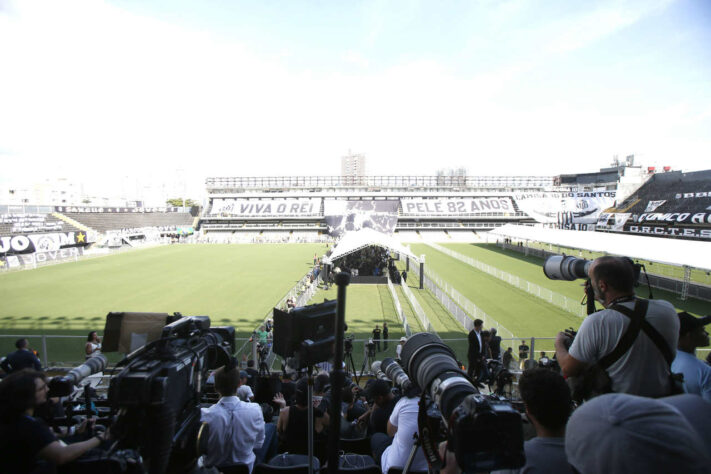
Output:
[77,232,86,243]
[0,260,5,268]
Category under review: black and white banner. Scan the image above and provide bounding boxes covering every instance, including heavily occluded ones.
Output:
[625,226,711,240]
[514,191,616,224]
[209,198,321,217]
[324,200,399,237]
[2,247,84,268]
[54,206,183,213]
[400,197,515,216]
[0,231,89,255]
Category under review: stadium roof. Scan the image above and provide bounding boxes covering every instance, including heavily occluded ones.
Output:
[324,228,420,264]
[489,225,711,270]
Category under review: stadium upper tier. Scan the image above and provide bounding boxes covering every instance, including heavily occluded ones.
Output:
[206,175,558,193]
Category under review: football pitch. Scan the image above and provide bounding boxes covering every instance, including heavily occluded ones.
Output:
[1,242,707,365]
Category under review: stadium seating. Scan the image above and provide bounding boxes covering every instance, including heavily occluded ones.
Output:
[60,211,194,233]
[0,213,79,235]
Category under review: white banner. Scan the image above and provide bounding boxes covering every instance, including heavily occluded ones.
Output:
[514,191,616,224]
[209,198,321,217]
[400,197,515,216]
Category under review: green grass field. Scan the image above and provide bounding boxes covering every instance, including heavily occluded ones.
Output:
[0,244,325,363]
[2,241,708,366]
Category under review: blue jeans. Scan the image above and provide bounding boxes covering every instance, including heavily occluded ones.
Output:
[254,422,278,464]
[370,432,393,467]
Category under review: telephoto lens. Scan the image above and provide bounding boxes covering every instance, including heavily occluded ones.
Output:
[543,255,592,281]
[380,358,412,392]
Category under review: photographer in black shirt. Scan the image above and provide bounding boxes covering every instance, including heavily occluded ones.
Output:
[0,370,109,474]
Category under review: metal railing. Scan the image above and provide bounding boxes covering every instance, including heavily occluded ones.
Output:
[400,277,437,335]
[409,255,519,355]
[387,275,412,337]
[427,242,586,317]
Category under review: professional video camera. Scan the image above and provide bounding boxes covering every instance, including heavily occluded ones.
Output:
[63,315,235,474]
[344,334,355,354]
[400,332,524,472]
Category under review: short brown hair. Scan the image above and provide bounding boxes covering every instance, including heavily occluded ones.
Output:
[214,365,239,396]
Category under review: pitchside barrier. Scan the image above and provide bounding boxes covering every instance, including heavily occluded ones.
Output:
[408,255,519,357]
[387,275,413,338]
[427,242,587,317]
[2,333,708,370]
[399,275,437,335]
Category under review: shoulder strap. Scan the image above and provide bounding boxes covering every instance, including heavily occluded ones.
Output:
[598,299,647,370]
[610,299,675,366]
[641,320,675,366]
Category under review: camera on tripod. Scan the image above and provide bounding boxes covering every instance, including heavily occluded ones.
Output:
[400,332,524,472]
[344,334,355,354]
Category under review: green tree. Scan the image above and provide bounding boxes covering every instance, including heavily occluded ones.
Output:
[166,198,198,207]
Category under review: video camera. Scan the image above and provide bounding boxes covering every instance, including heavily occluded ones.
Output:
[400,332,524,472]
[62,315,235,474]
[344,334,355,354]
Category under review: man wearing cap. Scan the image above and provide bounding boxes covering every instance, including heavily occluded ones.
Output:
[555,256,679,398]
[237,370,255,402]
[565,393,710,474]
[396,337,406,360]
[672,312,711,401]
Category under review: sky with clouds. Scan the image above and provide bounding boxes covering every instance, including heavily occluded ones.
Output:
[0,0,709,198]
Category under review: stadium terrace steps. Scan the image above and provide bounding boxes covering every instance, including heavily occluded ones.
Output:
[61,211,194,233]
[52,212,91,232]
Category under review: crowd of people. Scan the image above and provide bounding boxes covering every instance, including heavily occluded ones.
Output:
[334,247,391,277]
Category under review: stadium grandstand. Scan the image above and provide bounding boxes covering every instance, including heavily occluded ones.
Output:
[199,173,610,243]
[0,204,198,269]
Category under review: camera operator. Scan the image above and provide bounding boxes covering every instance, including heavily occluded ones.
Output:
[554,256,679,398]
[493,368,574,474]
[0,370,109,474]
[201,360,265,473]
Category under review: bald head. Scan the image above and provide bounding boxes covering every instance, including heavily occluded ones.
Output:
[590,256,636,299]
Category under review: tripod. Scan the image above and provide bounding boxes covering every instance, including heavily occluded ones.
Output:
[344,349,359,384]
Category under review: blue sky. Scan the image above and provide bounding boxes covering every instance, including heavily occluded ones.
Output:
[0,0,709,197]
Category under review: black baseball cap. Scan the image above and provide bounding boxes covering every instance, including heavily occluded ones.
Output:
[366,379,391,398]
[678,312,711,335]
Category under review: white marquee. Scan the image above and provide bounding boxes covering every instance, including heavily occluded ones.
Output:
[489,224,711,270]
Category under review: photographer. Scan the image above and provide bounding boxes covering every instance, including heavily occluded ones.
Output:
[375,385,427,473]
[502,368,573,474]
[358,379,398,436]
[0,370,108,474]
[201,360,265,472]
[555,256,679,398]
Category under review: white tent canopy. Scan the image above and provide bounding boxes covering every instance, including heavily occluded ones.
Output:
[489,224,711,271]
[323,228,420,265]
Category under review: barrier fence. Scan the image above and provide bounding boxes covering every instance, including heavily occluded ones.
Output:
[2,333,708,372]
[387,275,412,338]
[399,276,437,335]
[408,254,520,356]
[427,242,586,317]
